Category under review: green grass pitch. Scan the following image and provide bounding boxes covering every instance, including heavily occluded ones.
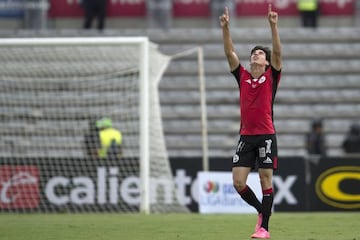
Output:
[0,212,358,240]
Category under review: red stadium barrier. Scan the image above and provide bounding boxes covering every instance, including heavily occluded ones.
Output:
[48,0,145,18]
[48,0,355,18]
[236,0,355,16]
[173,0,209,17]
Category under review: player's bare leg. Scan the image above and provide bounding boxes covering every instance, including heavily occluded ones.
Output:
[233,166,263,215]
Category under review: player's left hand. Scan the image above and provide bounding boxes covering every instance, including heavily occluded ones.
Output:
[268,4,278,25]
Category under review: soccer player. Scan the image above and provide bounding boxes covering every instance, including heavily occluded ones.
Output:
[220,4,282,239]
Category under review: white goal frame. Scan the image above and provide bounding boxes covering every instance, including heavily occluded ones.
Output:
[0,37,152,214]
[171,47,209,172]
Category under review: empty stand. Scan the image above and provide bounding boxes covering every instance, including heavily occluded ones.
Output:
[0,28,359,158]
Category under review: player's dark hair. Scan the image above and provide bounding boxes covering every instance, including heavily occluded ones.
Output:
[251,45,271,65]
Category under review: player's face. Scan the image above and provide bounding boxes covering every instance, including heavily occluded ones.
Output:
[250,49,268,66]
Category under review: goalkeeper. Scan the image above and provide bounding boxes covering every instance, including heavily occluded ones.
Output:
[220,4,282,239]
[96,118,123,160]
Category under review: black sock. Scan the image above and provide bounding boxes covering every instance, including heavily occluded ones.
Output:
[239,185,262,213]
[261,188,274,231]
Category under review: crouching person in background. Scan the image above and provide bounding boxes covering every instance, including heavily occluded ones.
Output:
[96,117,123,160]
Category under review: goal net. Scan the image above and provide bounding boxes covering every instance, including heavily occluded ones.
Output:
[0,37,188,214]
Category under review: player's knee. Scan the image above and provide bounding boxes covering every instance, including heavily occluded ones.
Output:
[233,179,246,193]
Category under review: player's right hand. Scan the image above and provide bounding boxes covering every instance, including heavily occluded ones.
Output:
[268,4,278,25]
[219,7,230,28]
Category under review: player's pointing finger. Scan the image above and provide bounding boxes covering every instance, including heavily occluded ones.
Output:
[268,3,272,13]
[225,6,229,16]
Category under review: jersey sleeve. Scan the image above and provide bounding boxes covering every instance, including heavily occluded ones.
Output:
[270,65,281,86]
[231,64,241,87]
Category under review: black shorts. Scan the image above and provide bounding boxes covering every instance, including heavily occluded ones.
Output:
[232,134,278,170]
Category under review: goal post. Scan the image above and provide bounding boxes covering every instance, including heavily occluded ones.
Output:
[0,37,188,214]
[138,38,150,214]
[171,47,209,172]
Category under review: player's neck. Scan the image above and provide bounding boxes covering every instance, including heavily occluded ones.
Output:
[250,63,266,79]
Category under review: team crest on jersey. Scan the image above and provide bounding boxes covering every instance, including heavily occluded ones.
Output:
[259,76,266,83]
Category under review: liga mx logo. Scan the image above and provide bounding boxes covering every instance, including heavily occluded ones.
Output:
[203,181,219,194]
[0,166,40,209]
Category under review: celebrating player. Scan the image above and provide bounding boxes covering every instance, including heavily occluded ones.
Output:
[220,4,282,239]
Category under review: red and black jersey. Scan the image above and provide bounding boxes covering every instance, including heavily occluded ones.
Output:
[231,64,281,135]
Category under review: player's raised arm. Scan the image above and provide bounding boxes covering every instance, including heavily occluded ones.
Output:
[268,4,282,70]
[220,7,240,71]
